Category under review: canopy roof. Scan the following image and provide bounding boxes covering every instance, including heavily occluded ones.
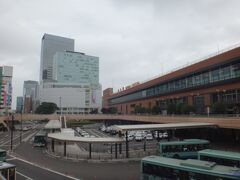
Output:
[113,122,216,132]
[48,133,124,143]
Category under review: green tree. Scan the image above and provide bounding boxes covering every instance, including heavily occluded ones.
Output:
[176,103,183,114]
[35,102,59,114]
[152,105,161,114]
[211,102,226,114]
[167,103,176,114]
[134,105,142,114]
[181,104,196,114]
[109,107,117,114]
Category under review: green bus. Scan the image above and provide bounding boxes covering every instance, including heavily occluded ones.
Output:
[158,139,210,159]
[0,149,7,162]
[198,149,240,168]
[33,130,47,147]
[0,161,16,180]
[141,155,240,180]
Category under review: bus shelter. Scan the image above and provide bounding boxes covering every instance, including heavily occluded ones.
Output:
[48,133,124,159]
[113,122,216,158]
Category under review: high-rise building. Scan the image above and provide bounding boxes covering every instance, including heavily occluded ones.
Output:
[39,34,102,114]
[16,96,23,113]
[0,66,13,115]
[40,34,74,82]
[52,51,99,84]
[23,80,39,113]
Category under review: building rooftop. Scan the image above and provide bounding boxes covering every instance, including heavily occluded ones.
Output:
[48,132,124,143]
[142,155,240,178]
[199,149,240,160]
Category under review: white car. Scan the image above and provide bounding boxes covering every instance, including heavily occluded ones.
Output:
[146,133,153,140]
[154,131,163,139]
[135,134,144,141]
[123,134,134,141]
[163,132,168,138]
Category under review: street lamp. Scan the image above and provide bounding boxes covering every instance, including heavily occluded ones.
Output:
[59,97,62,116]
[10,113,14,151]
[20,105,23,143]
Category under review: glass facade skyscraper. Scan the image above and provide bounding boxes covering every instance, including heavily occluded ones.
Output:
[40,34,74,82]
[53,51,99,85]
[39,33,102,114]
[23,80,39,113]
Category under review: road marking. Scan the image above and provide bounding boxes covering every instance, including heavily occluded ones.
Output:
[0,130,35,146]
[6,157,16,161]
[16,171,34,180]
[9,155,80,180]
[23,131,37,142]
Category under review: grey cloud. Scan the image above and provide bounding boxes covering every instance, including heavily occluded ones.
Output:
[0,0,240,109]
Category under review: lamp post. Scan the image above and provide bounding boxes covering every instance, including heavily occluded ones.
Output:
[20,105,23,143]
[59,97,62,116]
[10,113,14,151]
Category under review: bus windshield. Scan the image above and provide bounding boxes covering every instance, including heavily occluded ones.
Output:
[33,131,47,147]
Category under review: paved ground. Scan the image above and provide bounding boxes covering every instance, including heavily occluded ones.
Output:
[12,142,140,180]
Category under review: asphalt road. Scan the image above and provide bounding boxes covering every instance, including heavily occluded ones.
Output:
[8,138,140,180]
[0,123,140,180]
[11,158,75,180]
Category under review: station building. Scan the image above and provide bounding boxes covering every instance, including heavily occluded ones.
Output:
[103,46,240,114]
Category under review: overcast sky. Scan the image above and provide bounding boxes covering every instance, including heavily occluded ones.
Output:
[1,0,240,109]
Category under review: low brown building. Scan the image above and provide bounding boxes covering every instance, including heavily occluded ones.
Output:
[103,46,240,114]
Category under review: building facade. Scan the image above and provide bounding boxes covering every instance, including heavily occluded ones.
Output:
[40,82,102,114]
[103,46,240,115]
[40,34,74,82]
[23,80,39,113]
[52,51,99,84]
[16,96,23,113]
[0,66,13,115]
[39,39,102,114]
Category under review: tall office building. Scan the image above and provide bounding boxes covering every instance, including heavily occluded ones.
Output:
[40,51,102,114]
[52,51,99,84]
[23,80,39,113]
[0,66,13,115]
[16,96,23,113]
[40,34,74,82]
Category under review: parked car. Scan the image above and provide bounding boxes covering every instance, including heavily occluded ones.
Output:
[123,134,134,141]
[154,131,163,139]
[135,133,144,141]
[163,132,168,138]
[146,133,153,140]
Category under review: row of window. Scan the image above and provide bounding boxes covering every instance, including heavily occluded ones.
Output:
[146,62,240,97]
[109,61,240,105]
[161,144,209,153]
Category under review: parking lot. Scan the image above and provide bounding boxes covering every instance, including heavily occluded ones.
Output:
[50,122,171,160]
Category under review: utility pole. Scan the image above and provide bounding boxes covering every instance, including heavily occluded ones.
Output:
[59,97,62,116]
[10,113,14,151]
[20,105,23,143]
